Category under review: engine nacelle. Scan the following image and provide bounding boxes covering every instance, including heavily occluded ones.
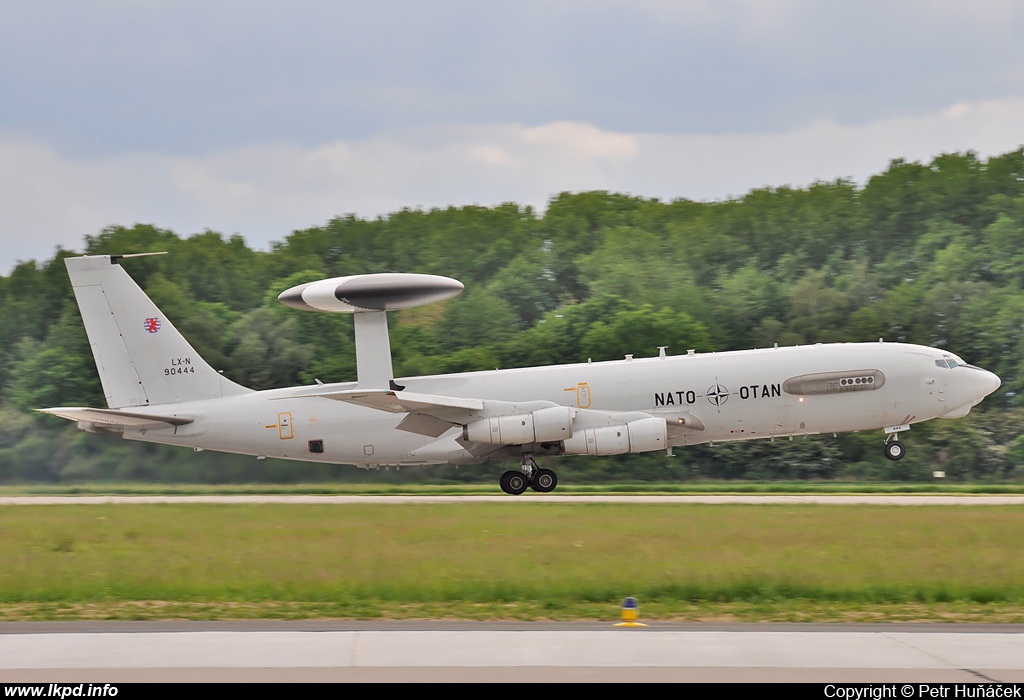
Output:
[463,406,575,445]
[562,417,667,456]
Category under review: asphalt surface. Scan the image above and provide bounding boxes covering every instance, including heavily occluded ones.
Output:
[1,622,1023,683]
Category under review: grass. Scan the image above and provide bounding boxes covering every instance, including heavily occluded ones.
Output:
[3,600,1024,623]
[0,503,1023,621]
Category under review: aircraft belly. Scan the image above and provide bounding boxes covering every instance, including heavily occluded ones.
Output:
[694,399,796,443]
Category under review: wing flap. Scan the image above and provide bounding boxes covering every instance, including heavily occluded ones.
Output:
[395,413,456,438]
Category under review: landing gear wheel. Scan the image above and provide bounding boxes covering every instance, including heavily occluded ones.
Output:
[884,440,906,461]
[530,468,558,493]
[500,470,528,495]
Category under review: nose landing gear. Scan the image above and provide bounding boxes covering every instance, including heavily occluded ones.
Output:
[499,455,559,495]
[883,423,910,461]
[883,431,907,461]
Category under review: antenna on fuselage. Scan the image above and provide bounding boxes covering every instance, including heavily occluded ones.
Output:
[278,273,464,389]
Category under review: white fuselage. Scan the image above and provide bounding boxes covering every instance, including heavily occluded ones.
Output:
[115,342,1000,468]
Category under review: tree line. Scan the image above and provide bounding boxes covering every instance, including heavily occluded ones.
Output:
[2,148,1024,483]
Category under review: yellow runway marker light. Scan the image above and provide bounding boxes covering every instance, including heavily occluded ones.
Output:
[613,596,647,627]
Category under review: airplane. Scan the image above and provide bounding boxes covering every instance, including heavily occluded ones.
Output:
[39,253,1002,494]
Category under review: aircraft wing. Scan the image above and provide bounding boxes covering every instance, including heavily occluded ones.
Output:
[309,389,484,438]
[311,389,484,415]
[37,407,194,430]
[299,389,573,438]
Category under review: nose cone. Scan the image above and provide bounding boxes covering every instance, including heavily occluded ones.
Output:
[977,369,1001,398]
[944,366,1001,418]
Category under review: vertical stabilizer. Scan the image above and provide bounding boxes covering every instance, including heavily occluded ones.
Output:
[66,255,251,408]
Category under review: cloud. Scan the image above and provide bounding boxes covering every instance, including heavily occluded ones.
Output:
[3,2,1023,156]
[628,98,1024,198]
[523,122,639,159]
[1,98,1022,271]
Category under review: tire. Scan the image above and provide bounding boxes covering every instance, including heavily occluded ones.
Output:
[500,470,528,495]
[530,468,558,493]
[884,440,906,461]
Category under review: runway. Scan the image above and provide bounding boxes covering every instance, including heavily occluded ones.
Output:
[1,622,1023,682]
[2,495,1024,505]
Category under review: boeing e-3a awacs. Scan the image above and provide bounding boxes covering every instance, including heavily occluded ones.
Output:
[40,253,1001,494]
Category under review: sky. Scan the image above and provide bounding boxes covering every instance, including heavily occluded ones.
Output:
[2,1,1023,271]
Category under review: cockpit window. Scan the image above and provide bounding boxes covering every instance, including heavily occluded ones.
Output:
[935,358,965,369]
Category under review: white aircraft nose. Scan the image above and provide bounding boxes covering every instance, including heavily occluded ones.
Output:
[944,366,1001,417]
[977,369,1001,398]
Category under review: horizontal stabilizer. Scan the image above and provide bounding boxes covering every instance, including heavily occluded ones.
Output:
[37,407,193,430]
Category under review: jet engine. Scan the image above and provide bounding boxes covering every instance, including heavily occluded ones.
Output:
[562,417,667,456]
[462,406,575,445]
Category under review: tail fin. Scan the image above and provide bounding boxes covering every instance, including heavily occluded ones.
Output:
[65,254,252,408]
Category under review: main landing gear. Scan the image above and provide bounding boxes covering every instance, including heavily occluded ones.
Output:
[499,456,558,495]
